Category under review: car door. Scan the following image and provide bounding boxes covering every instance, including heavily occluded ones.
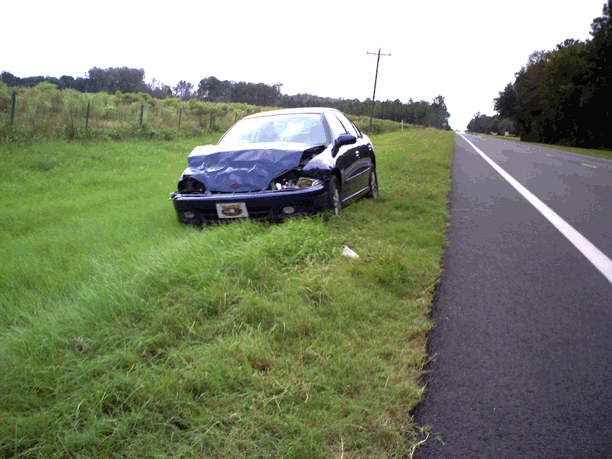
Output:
[325,112,359,201]
[333,112,373,198]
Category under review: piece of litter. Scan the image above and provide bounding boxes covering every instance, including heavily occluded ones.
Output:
[342,246,359,259]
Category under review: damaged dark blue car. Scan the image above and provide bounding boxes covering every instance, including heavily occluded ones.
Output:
[170,107,378,224]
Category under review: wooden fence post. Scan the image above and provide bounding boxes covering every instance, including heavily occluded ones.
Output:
[178,109,182,130]
[139,105,144,127]
[85,101,90,131]
[10,92,16,126]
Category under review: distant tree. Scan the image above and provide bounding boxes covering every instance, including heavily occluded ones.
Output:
[1,71,18,86]
[430,95,451,129]
[494,83,519,121]
[467,113,515,134]
[58,75,75,90]
[487,1,612,149]
[582,0,612,148]
[197,76,228,102]
[173,80,194,101]
[88,67,147,94]
[72,77,95,93]
[196,77,282,106]
[15,75,47,88]
[147,78,172,99]
[467,112,482,132]
[274,82,283,98]
[498,118,517,135]
[512,50,552,141]
[590,0,612,39]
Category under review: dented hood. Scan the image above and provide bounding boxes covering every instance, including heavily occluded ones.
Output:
[185,142,319,192]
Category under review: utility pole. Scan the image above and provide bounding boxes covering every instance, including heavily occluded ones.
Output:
[367,49,391,135]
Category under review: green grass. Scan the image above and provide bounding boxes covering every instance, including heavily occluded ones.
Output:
[0,84,408,143]
[516,140,612,161]
[0,129,455,458]
[467,132,612,161]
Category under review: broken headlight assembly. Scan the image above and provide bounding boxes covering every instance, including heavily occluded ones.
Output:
[178,176,206,194]
[268,170,322,191]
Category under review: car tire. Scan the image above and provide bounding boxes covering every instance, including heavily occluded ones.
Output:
[367,169,379,199]
[328,176,342,216]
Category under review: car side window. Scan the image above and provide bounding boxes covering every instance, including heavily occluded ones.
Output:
[349,119,363,138]
[334,112,361,138]
[326,112,348,137]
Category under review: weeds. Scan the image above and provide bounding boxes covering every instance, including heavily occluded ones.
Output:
[0,85,409,144]
[0,129,455,458]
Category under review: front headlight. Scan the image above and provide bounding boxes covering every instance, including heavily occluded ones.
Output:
[178,176,206,194]
[295,177,322,188]
[270,172,322,190]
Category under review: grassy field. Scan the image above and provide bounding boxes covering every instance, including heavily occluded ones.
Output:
[0,85,408,143]
[0,129,455,458]
[467,132,612,161]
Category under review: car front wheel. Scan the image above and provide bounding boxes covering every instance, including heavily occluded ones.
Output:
[367,169,379,199]
[328,176,342,216]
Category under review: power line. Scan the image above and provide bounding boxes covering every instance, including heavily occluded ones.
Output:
[367,49,391,135]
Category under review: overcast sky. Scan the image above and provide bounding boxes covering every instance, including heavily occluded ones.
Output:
[3,0,606,130]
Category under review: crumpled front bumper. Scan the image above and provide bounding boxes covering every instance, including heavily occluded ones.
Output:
[170,184,329,224]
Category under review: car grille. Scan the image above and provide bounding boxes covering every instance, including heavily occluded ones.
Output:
[209,190,263,195]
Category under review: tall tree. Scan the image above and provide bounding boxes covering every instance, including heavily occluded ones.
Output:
[490,1,612,148]
[197,76,229,102]
[88,67,147,94]
[494,83,519,121]
[173,80,194,101]
[583,0,612,148]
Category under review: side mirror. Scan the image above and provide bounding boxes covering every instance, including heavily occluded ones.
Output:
[332,134,357,156]
[335,134,357,148]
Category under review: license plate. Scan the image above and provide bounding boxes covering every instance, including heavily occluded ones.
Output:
[216,202,249,219]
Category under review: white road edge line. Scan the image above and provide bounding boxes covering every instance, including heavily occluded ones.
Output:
[459,133,612,286]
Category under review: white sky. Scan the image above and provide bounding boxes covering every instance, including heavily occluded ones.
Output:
[3,0,606,130]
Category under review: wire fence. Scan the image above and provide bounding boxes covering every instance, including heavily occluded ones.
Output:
[0,90,257,142]
[0,89,410,143]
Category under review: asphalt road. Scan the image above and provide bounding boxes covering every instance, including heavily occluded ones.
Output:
[413,134,612,459]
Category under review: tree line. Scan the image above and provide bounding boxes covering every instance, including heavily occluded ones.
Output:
[2,69,451,131]
[1,68,159,96]
[467,113,517,136]
[278,94,451,130]
[480,1,611,148]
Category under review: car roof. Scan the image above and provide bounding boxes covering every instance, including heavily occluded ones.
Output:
[243,107,336,120]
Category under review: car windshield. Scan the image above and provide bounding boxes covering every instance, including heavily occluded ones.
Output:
[219,114,329,146]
